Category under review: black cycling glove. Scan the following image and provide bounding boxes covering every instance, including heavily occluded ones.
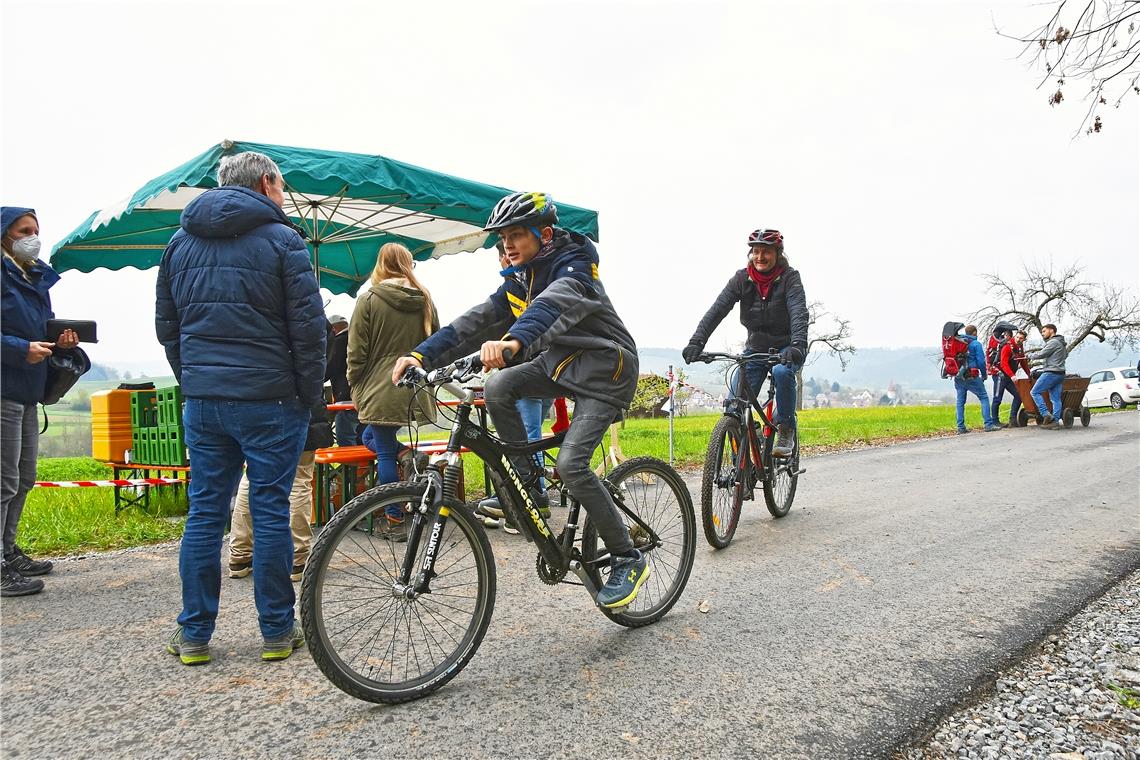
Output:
[682,343,704,364]
[779,346,806,366]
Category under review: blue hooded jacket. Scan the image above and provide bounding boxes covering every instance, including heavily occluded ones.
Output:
[155,187,326,406]
[1,206,60,404]
[963,333,987,374]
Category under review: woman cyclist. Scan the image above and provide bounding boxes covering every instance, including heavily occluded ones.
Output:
[681,229,809,457]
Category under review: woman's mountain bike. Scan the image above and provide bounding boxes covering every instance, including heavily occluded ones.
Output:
[299,353,696,704]
[694,350,805,549]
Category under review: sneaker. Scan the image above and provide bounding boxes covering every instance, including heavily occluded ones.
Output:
[262,623,305,662]
[5,545,52,576]
[1,562,44,597]
[596,550,651,609]
[166,626,210,666]
[290,562,305,583]
[382,515,409,543]
[772,425,796,458]
[956,428,970,435]
[984,424,1002,432]
[1040,415,1057,429]
[229,560,252,579]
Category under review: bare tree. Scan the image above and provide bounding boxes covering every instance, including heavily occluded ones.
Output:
[971,260,1140,353]
[999,0,1140,136]
[798,301,856,410]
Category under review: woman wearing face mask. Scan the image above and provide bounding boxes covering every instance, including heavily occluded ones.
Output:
[1,207,78,597]
[682,229,810,457]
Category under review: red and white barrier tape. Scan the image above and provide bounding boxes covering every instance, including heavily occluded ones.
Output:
[34,478,186,488]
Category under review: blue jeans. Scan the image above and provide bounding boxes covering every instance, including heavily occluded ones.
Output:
[334,409,359,447]
[731,360,801,426]
[517,397,552,490]
[367,424,404,518]
[954,376,994,430]
[179,398,308,642]
[1031,372,1064,419]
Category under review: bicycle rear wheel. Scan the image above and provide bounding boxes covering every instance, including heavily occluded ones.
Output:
[300,483,495,704]
[700,415,745,549]
[582,457,696,628]
[762,427,799,518]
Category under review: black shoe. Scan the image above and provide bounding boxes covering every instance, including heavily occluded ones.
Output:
[5,545,52,577]
[772,425,796,458]
[1,562,44,597]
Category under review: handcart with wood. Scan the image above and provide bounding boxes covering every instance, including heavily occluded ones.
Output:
[1012,374,1092,428]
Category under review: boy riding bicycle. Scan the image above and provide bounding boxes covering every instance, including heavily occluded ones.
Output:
[390,192,648,609]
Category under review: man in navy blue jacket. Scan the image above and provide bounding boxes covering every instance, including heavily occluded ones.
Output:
[156,151,325,665]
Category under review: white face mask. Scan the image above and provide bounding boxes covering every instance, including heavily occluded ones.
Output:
[9,234,41,263]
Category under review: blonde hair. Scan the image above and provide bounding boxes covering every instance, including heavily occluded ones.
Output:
[370,242,435,337]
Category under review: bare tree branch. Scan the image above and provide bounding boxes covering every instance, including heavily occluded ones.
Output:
[968,260,1140,354]
[799,301,856,410]
[999,0,1140,135]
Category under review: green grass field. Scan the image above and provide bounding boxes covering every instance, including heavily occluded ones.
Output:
[23,404,1116,556]
[21,458,187,557]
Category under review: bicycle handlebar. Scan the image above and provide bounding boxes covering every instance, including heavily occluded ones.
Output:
[696,349,785,366]
[397,348,515,389]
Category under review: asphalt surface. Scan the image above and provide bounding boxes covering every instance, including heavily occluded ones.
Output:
[2,412,1137,759]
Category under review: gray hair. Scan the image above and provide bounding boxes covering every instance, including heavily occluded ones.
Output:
[217,151,281,191]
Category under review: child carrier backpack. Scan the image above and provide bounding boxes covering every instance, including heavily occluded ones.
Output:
[985,321,1016,373]
[940,321,976,380]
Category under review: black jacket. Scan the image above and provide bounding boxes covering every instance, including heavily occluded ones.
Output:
[689,266,809,355]
[327,328,351,401]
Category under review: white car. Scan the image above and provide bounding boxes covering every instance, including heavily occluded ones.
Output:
[1084,366,1140,410]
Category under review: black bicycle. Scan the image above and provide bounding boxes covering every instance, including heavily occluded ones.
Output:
[695,350,804,549]
[300,353,696,704]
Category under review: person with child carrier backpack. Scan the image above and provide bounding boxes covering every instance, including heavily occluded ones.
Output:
[986,321,1017,426]
[943,323,1000,434]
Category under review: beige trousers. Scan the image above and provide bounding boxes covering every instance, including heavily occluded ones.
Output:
[229,451,315,566]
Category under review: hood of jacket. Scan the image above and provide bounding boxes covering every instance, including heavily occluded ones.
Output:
[180,186,293,239]
[368,280,428,312]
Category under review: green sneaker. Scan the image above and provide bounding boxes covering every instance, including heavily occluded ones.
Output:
[166,626,210,666]
[262,623,305,662]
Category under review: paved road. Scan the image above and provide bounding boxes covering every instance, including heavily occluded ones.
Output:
[2,413,1137,759]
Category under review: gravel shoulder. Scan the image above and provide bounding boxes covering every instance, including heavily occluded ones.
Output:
[903,570,1139,759]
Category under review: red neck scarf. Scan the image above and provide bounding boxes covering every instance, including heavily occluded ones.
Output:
[747,264,785,299]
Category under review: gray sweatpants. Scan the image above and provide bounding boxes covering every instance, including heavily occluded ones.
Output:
[484,363,634,556]
[1,399,39,557]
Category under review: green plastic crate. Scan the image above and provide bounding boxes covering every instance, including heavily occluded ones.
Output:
[130,391,157,430]
[156,386,184,427]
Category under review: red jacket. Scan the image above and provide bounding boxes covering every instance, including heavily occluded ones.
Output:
[999,341,1031,378]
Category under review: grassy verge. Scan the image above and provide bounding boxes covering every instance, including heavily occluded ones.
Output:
[25,405,1126,555]
[22,458,187,557]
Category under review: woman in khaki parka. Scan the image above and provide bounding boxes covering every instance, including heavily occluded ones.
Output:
[347,242,438,538]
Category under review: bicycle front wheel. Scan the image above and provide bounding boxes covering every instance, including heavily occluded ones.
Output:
[700,415,745,549]
[582,457,696,628]
[300,483,496,704]
[762,427,799,518]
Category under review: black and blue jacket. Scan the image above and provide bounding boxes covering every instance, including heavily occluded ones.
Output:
[413,229,639,408]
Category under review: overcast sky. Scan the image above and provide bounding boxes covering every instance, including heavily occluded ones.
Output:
[2,0,1136,374]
